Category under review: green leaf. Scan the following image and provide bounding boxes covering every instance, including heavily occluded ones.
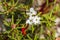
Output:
[34,34,38,40]
[27,34,32,40]
[31,25,35,33]
[11,12,14,24]
[3,20,10,26]
[16,19,21,25]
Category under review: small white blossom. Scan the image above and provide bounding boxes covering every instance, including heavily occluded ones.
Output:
[30,11,37,15]
[26,7,37,16]
[30,8,37,15]
[26,15,41,25]
[30,7,35,12]
[26,19,33,25]
[29,15,35,20]
[32,16,40,24]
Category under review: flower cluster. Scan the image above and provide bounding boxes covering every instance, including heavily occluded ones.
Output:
[26,7,41,25]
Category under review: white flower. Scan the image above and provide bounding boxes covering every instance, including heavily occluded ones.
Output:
[30,7,35,12]
[26,15,41,25]
[33,16,40,24]
[30,11,37,15]
[26,19,33,25]
[33,21,40,25]
[55,18,60,25]
[29,15,35,20]
[26,7,37,16]
[30,8,37,15]
[26,16,34,25]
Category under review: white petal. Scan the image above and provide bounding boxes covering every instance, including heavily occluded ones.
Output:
[34,21,40,24]
[32,16,40,25]
[33,18,40,25]
[26,20,32,25]
[31,11,37,15]
[30,7,35,12]
[26,20,30,23]
[29,16,35,20]
[35,16,40,20]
